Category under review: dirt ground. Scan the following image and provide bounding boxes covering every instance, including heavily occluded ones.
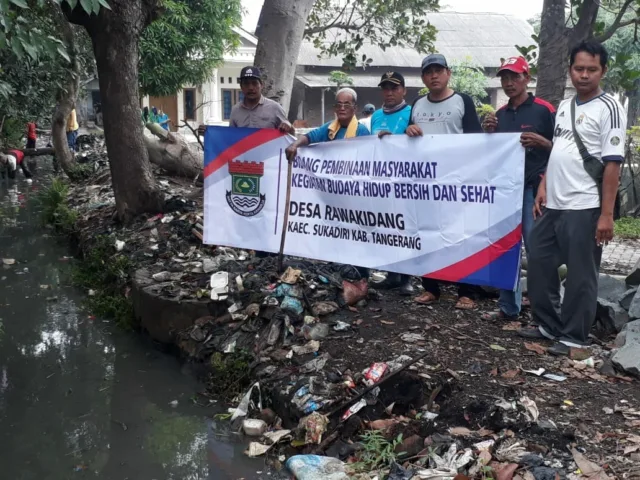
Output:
[297,284,640,477]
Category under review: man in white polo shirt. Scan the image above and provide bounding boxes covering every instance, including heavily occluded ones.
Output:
[520,40,627,356]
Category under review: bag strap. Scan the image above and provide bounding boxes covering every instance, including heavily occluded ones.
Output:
[570,96,604,184]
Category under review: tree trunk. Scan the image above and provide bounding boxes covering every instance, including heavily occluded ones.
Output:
[144,123,203,179]
[66,0,164,223]
[51,10,79,175]
[253,0,316,114]
[535,0,570,106]
[627,81,640,127]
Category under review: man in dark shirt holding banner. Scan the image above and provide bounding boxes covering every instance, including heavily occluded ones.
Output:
[482,56,556,321]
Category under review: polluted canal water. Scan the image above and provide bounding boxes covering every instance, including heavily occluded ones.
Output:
[0,172,265,479]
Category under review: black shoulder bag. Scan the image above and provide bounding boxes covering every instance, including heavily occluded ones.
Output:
[570,97,621,219]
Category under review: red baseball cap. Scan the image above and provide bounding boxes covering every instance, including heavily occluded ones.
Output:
[497,56,530,75]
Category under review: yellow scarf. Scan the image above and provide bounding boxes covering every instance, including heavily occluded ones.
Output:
[328,116,359,140]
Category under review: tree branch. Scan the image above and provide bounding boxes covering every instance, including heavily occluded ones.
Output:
[303,2,349,36]
[595,0,637,42]
[179,120,204,149]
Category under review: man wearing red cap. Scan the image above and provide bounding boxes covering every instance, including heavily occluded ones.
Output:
[482,56,556,321]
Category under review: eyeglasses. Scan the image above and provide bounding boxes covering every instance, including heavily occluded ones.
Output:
[334,102,354,110]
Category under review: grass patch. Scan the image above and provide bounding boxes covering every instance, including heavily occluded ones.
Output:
[615,217,640,239]
[72,235,135,329]
[35,178,78,234]
[208,350,253,399]
[350,430,405,472]
[66,163,94,181]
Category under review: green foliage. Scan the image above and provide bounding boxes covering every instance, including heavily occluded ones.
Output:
[36,178,78,234]
[306,0,440,69]
[328,70,354,89]
[0,1,95,135]
[615,217,640,239]
[139,0,241,96]
[351,430,404,472]
[0,117,24,148]
[208,350,253,399]
[71,235,135,329]
[418,58,488,105]
[476,103,495,120]
[599,9,640,96]
[66,162,94,181]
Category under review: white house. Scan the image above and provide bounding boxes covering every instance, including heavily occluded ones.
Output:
[142,27,257,133]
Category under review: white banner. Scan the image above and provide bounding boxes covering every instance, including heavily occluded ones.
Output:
[204,128,525,290]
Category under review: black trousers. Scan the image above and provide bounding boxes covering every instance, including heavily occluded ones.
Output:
[527,208,602,346]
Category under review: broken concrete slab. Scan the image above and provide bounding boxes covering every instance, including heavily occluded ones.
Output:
[626,258,640,286]
[612,319,640,377]
[620,287,638,311]
[598,274,628,303]
[595,299,629,335]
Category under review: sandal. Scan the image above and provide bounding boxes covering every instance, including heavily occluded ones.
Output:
[455,296,476,310]
[481,310,517,321]
[415,292,438,305]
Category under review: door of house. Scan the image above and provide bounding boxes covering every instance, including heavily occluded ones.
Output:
[148,95,179,131]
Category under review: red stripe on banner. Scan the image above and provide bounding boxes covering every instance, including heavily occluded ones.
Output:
[203,129,284,178]
[424,225,522,282]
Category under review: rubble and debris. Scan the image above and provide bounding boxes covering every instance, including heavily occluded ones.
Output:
[242,418,268,437]
[285,455,350,480]
[612,319,640,376]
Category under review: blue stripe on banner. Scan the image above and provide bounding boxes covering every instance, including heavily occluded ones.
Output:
[459,242,522,291]
[204,127,261,167]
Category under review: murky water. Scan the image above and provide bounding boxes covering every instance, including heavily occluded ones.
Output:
[0,169,263,479]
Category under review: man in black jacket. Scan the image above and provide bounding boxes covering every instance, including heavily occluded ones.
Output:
[482,56,556,321]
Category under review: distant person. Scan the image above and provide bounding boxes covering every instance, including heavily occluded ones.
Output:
[157,109,170,130]
[519,40,626,356]
[0,150,34,181]
[151,106,159,123]
[142,106,150,124]
[26,122,37,149]
[406,53,483,310]
[370,71,414,296]
[482,56,556,321]
[229,66,294,133]
[358,103,375,131]
[66,107,79,152]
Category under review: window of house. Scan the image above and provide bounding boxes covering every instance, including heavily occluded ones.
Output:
[221,77,225,84]
[222,89,244,120]
[184,88,196,120]
[228,77,232,84]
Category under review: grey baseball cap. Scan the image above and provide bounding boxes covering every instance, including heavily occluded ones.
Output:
[421,53,449,71]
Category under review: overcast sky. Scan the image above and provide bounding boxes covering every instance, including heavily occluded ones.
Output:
[241,0,544,32]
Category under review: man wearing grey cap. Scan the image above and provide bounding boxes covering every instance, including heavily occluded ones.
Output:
[407,53,483,310]
[229,66,294,134]
[359,103,375,131]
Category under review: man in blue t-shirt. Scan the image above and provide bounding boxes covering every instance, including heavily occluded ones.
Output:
[369,71,414,295]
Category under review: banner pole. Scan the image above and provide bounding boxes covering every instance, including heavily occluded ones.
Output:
[277,160,293,273]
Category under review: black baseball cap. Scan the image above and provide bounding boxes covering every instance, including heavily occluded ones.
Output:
[378,71,405,87]
[238,66,262,82]
[421,53,449,71]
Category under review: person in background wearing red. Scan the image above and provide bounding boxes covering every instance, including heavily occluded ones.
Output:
[0,149,34,181]
[26,122,38,149]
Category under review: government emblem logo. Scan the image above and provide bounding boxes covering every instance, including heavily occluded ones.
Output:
[226,160,266,217]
